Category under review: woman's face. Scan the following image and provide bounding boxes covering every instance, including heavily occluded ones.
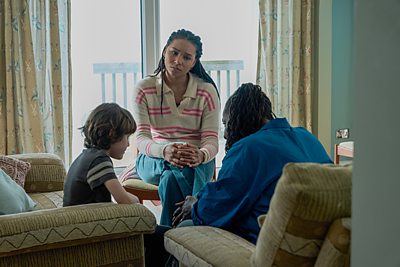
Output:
[163,38,197,79]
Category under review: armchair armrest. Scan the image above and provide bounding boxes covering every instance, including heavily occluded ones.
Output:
[9,153,66,193]
[164,226,255,267]
[0,203,156,257]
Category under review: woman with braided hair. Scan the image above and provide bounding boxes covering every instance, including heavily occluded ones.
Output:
[132,29,220,226]
[172,83,332,244]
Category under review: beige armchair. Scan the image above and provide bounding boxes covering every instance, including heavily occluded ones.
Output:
[164,163,352,267]
[0,153,156,267]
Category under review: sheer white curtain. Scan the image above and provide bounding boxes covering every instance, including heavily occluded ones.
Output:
[257,0,314,131]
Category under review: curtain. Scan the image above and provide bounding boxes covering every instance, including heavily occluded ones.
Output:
[0,0,71,163]
[257,0,314,131]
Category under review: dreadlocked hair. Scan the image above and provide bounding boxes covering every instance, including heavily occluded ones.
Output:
[224,83,275,152]
[152,29,219,115]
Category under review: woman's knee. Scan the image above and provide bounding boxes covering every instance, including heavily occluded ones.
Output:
[139,173,160,184]
[136,155,163,184]
[159,170,177,188]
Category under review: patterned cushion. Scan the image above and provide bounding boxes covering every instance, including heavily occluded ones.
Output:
[0,155,31,188]
[251,163,352,267]
[0,169,36,215]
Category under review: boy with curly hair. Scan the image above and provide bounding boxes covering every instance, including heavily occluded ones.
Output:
[63,103,139,206]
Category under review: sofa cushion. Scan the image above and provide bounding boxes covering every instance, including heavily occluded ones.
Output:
[0,155,31,188]
[314,218,351,267]
[0,169,36,215]
[9,153,66,193]
[165,226,255,267]
[0,203,156,255]
[251,163,352,267]
[29,191,64,210]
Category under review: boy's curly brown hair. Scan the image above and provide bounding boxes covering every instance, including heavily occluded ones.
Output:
[80,103,136,149]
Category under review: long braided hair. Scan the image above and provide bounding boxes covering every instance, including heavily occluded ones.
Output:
[152,29,219,114]
[224,83,276,152]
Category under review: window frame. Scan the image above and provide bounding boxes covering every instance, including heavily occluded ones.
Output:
[140,0,161,77]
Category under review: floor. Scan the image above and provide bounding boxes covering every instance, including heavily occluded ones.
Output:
[114,166,161,222]
[143,200,162,223]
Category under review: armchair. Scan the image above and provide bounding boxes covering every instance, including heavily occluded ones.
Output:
[164,163,352,267]
[0,153,156,267]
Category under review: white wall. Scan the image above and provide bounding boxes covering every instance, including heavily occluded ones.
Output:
[352,0,400,266]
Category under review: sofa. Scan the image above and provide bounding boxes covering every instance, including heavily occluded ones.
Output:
[0,153,156,267]
[164,163,352,267]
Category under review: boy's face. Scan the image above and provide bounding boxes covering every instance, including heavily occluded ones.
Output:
[107,134,130,160]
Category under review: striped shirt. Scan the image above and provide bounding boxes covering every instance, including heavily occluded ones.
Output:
[63,148,116,206]
[133,73,220,163]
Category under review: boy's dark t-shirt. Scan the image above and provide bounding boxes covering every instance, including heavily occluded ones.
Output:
[63,148,117,206]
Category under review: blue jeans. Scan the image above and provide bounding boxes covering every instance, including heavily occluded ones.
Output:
[136,154,214,226]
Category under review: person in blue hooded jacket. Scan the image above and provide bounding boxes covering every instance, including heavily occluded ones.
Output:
[172,83,332,244]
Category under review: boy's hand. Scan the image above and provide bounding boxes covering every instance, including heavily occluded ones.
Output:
[128,192,140,204]
[105,179,140,204]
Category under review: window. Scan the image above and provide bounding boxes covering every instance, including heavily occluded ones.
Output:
[160,0,259,167]
[71,0,141,167]
[71,0,258,169]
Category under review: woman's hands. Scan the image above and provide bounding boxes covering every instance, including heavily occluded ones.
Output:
[177,143,205,167]
[163,143,205,168]
[163,143,186,168]
[172,195,197,227]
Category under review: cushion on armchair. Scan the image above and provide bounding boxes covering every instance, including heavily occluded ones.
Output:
[9,153,66,193]
[251,163,352,267]
[164,163,352,267]
[0,153,157,267]
[0,202,156,266]
[165,226,255,266]
[4,153,66,210]
[29,191,64,210]
[0,155,31,188]
[314,217,351,267]
[0,169,36,215]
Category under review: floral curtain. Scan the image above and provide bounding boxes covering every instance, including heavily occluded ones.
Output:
[0,0,71,163]
[257,0,314,131]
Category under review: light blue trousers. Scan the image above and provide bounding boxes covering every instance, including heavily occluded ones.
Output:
[136,154,214,226]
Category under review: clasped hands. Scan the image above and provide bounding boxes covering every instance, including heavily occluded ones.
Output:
[164,143,204,168]
[172,195,197,227]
